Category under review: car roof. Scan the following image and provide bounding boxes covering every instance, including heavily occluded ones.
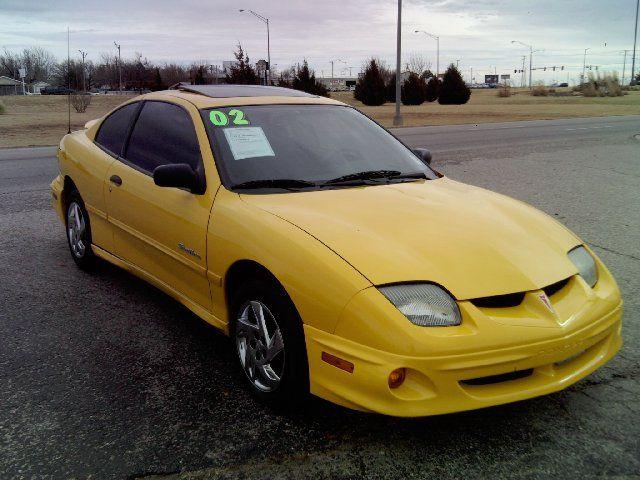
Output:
[139,84,345,109]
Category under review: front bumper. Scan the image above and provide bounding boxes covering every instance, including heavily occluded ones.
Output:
[50,174,65,222]
[305,302,621,416]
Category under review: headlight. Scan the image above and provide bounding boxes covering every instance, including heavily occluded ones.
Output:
[568,245,598,287]
[379,284,462,327]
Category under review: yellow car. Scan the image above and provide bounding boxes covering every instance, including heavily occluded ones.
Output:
[51,85,623,416]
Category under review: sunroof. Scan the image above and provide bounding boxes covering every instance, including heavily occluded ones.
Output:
[170,83,316,98]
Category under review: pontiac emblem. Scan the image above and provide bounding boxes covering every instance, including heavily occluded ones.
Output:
[538,292,554,313]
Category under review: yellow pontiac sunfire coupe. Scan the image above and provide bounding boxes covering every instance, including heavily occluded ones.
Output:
[51,85,623,416]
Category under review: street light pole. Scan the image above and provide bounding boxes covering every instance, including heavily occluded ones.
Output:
[114,41,122,92]
[414,30,440,76]
[78,50,87,92]
[582,47,590,84]
[239,9,271,85]
[511,40,535,89]
[394,0,403,126]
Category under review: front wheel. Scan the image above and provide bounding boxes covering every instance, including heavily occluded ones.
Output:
[66,190,95,270]
[232,279,309,409]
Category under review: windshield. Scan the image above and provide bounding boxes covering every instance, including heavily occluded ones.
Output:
[200,104,437,191]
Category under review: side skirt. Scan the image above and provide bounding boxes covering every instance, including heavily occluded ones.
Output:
[92,244,229,334]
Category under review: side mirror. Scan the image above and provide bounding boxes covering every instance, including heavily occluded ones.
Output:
[412,148,432,165]
[153,163,202,193]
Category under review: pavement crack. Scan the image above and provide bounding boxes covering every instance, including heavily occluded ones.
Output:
[589,243,640,262]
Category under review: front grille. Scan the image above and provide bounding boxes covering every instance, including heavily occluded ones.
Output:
[470,292,525,308]
[460,368,534,386]
[470,277,572,309]
[543,277,570,297]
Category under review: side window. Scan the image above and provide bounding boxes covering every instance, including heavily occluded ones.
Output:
[94,102,139,156]
[124,101,202,174]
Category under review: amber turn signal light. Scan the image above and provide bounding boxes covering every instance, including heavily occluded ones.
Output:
[321,351,354,373]
[388,368,406,389]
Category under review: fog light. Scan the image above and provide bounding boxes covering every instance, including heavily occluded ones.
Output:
[388,368,406,389]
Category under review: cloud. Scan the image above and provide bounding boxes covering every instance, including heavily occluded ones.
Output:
[0,0,635,83]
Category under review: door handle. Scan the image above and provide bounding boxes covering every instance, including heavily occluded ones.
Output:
[109,175,122,186]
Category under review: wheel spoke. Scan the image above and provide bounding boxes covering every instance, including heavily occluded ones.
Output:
[73,204,82,230]
[257,364,281,389]
[265,328,284,362]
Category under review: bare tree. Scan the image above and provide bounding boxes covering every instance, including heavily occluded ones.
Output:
[20,47,56,83]
[407,53,432,76]
[0,48,22,79]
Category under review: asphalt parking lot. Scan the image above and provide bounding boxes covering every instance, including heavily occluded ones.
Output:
[1,115,639,479]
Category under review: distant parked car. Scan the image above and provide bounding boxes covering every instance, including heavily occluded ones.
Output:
[41,86,75,95]
[558,82,569,88]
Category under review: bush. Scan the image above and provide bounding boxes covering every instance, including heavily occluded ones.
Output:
[71,93,92,113]
[438,64,471,104]
[401,72,427,105]
[354,59,387,106]
[425,77,441,102]
[531,83,549,96]
[575,73,623,97]
[292,61,329,97]
[497,84,512,97]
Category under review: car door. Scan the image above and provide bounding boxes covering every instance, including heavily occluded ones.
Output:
[105,99,215,311]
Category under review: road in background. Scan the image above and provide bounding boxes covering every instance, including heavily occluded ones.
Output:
[1,116,639,479]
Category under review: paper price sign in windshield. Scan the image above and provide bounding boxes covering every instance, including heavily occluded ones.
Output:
[223,127,275,160]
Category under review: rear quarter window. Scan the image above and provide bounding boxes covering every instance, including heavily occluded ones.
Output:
[94,102,140,156]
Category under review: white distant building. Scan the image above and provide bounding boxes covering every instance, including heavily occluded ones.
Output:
[30,81,50,94]
[318,77,358,91]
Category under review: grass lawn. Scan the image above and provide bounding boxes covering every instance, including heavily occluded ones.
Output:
[333,88,640,128]
[1,89,639,148]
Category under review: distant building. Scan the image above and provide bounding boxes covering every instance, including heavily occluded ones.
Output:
[318,77,358,91]
[0,75,24,95]
[30,81,50,94]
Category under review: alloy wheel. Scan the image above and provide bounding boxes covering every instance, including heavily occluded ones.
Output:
[235,300,285,392]
[67,201,86,258]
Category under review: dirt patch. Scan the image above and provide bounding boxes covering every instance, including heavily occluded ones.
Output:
[0,94,135,148]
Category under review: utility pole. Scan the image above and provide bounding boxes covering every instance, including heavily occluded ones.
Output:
[622,50,631,85]
[632,0,639,85]
[114,41,122,92]
[456,59,460,68]
[470,67,473,84]
[239,9,271,85]
[582,48,590,84]
[78,50,87,91]
[330,59,346,80]
[521,55,526,87]
[394,0,403,126]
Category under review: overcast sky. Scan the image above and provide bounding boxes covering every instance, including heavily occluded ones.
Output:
[1,0,638,84]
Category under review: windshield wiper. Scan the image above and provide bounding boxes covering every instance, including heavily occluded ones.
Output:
[322,170,402,185]
[322,169,427,186]
[231,179,317,191]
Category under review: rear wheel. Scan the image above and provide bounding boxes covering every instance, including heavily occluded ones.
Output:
[66,190,95,270]
[232,279,309,409]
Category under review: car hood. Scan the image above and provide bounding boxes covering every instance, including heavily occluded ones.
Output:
[241,178,581,300]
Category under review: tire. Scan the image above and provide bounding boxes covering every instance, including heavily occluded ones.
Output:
[65,189,96,270]
[231,278,309,409]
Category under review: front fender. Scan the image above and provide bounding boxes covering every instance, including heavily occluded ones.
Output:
[207,187,371,333]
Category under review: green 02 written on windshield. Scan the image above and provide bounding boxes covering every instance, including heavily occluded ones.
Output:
[200,104,437,193]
